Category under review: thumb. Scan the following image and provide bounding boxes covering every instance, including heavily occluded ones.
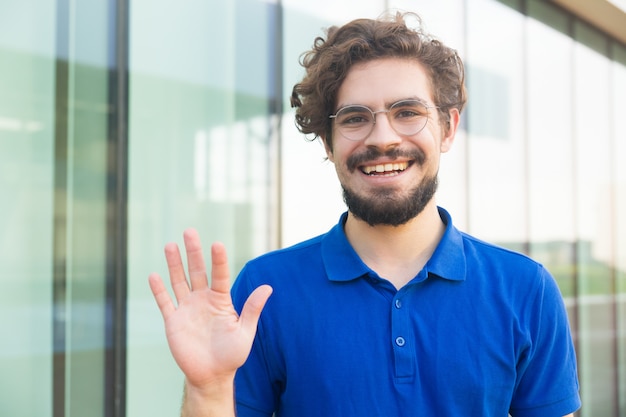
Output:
[239,285,273,336]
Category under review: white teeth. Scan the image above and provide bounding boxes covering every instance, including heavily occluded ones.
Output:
[362,161,409,175]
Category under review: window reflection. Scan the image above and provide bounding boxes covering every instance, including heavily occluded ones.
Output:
[527,0,575,294]
[613,41,626,417]
[574,20,617,417]
[466,0,527,247]
[127,1,274,415]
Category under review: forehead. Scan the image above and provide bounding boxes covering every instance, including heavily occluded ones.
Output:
[335,57,434,108]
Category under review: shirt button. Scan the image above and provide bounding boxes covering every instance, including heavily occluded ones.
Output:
[395,299,402,309]
[395,337,406,347]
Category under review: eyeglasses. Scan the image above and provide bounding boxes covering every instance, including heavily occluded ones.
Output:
[329,99,438,141]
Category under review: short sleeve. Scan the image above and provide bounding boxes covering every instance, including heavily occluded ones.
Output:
[509,267,581,416]
[231,265,279,417]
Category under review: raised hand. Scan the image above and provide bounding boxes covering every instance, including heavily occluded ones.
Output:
[148,228,273,389]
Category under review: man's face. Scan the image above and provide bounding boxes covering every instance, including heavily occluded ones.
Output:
[325,57,457,226]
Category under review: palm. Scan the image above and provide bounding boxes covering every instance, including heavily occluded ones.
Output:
[149,229,272,387]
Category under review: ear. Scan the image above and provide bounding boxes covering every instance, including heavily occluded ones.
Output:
[440,108,460,153]
[321,135,334,162]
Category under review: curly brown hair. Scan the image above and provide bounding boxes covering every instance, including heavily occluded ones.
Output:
[290,11,467,150]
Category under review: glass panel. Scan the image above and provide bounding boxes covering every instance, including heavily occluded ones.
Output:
[613,42,626,416]
[465,0,527,251]
[127,0,275,414]
[60,1,113,415]
[1,1,113,416]
[526,1,575,297]
[0,1,55,415]
[573,21,616,416]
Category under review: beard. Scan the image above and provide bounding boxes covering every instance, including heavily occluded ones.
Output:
[341,147,438,227]
[342,174,438,227]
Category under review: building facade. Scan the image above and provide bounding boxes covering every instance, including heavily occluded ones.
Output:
[0,0,625,416]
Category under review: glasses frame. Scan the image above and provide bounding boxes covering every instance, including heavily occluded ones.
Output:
[329,99,440,141]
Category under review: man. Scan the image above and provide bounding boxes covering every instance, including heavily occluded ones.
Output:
[149,12,580,417]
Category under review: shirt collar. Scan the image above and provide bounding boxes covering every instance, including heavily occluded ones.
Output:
[320,207,467,283]
[425,207,467,282]
[321,212,371,282]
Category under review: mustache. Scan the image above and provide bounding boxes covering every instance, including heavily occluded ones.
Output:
[346,147,426,172]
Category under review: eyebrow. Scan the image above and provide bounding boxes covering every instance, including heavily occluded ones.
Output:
[385,96,431,108]
[335,96,432,111]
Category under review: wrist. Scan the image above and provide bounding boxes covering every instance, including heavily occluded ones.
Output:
[185,375,234,397]
[182,376,236,417]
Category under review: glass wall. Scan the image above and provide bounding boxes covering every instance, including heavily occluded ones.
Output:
[126,0,277,415]
[614,42,626,416]
[526,0,575,296]
[0,1,55,415]
[1,0,626,416]
[573,20,616,415]
[0,0,120,416]
[466,0,528,253]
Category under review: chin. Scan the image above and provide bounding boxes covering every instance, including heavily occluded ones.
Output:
[343,176,438,227]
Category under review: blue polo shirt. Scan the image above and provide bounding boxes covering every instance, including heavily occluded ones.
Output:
[231,208,580,417]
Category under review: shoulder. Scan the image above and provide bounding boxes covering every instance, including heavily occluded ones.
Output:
[232,233,328,301]
[460,231,570,324]
[433,207,548,285]
[467,232,551,284]
[460,231,542,270]
[436,227,562,312]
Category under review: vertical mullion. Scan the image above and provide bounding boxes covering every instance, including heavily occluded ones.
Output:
[521,0,530,256]
[52,0,70,415]
[461,0,470,231]
[269,1,283,249]
[608,38,620,417]
[104,0,129,416]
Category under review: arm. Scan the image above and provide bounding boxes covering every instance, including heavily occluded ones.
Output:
[148,229,273,417]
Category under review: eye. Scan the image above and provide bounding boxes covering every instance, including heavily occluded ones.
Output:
[396,109,420,118]
[341,115,370,125]
[335,107,373,125]
[391,100,429,120]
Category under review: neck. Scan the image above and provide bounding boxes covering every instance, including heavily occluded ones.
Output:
[344,200,445,289]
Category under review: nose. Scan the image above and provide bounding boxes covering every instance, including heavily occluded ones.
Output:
[364,111,402,149]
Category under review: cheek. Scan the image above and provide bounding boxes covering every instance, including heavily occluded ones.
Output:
[327,141,354,164]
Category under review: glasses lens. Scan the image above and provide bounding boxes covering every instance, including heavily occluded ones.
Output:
[333,105,374,141]
[330,100,433,141]
[388,100,430,136]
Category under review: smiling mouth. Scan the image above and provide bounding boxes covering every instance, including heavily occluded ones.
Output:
[361,161,411,176]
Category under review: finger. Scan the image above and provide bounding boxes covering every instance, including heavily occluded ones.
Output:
[210,241,231,294]
[148,272,176,320]
[239,285,273,336]
[164,242,191,302]
[183,228,209,291]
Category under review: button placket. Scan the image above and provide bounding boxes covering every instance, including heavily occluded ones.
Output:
[391,292,415,380]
